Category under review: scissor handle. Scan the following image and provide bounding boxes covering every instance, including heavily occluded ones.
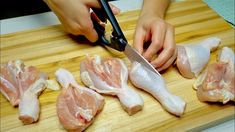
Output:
[98,0,126,40]
[91,0,127,51]
[91,17,110,45]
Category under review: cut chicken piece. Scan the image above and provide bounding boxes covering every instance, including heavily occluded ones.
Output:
[0,60,24,106]
[80,55,143,115]
[0,60,48,124]
[176,37,221,78]
[130,62,186,116]
[194,47,235,103]
[19,75,47,124]
[55,68,104,132]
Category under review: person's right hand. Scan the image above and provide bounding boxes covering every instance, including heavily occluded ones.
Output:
[44,0,120,42]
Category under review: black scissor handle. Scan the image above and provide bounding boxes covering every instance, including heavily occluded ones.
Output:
[91,0,127,51]
[91,16,110,45]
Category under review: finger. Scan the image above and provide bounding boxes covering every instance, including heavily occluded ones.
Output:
[157,48,177,71]
[83,23,98,42]
[79,15,98,42]
[151,25,175,68]
[143,23,166,61]
[84,28,98,42]
[62,18,82,36]
[133,27,146,54]
[85,0,101,8]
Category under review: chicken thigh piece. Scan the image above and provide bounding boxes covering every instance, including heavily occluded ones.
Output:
[176,37,221,78]
[0,60,48,124]
[80,55,144,115]
[130,62,186,116]
[55,68,104,132]
[194,47,235,103]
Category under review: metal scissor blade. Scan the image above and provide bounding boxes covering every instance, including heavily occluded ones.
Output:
[124,44,162,76]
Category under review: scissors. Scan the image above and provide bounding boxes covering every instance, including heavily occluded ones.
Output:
[91,0,161,76]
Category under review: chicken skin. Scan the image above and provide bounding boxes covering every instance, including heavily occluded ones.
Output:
[0,60,47,124]
[80,55,144,115]
[194,47,234,103]
[55,68,104,132]
[176,37,221,78]
[129,62,186,116]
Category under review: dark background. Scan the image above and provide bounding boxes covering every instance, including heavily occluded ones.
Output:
[1,0,117,20]
[1,0,51,19]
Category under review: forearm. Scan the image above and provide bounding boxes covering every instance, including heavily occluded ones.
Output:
[141,0,170,18]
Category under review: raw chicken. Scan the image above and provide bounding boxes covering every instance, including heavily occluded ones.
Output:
[176,37,221,78]
[1,60,21,106]
[129,62,186,116]
[0,60,48,124]
[194,47,235,103]
[55,68,104,132]
[19,76,47,124]
[80,55,144,115]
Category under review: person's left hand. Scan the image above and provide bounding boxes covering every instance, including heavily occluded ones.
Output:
[133,13,177,72]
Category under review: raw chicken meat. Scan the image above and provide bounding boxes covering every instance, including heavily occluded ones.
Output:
[55,68,104,132]
[19,76,47,124]
[176,37,221,78]
[1,60,21,106]
[194,47,235,103]
[129,62,186,116]
[80,55,143,115]
[0,60,48,124]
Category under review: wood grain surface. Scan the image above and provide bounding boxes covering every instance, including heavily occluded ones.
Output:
[1,0,234,132]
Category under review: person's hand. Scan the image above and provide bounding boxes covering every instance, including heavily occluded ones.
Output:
[44,0,120,42]
[133,13,177,72]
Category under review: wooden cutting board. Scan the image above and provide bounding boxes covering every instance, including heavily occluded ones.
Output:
[1,0,234,131]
